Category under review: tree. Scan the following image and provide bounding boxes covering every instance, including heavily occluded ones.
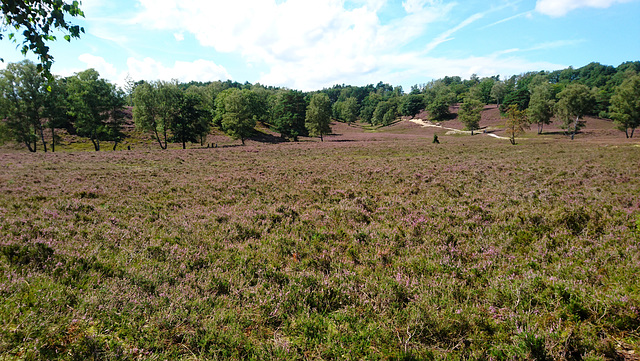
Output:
[184,85,214,146]
[220,88,258,145]
[500,88,529,113]
[342,97,359,125]
[271,90,308,141]
[1,0,84,79]
[490,81,506,107]
[400,94,426,118]
[609,74,640,138]
[528,84,555,134]
[372,101,397,126]
[42,76,71,152]
[67,69,124,151]
[505,105,529,145]
[133,80,181,149]
[0,60,47,152]
[359,92,382,124]
[458,98,483,135]
[171,92,206,149]
[305,93,332,141]
[554,84,594,140]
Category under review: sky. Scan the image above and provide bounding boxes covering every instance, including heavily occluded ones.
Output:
[1,0,639,91]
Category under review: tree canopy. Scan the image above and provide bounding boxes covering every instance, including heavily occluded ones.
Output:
[305,93,332,141]
[1,0,84,79]
[609,74,640,138]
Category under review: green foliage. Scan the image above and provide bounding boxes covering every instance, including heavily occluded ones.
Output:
[528,83,556,134]
[133,80,182,149]
[0,0,85,79]
[271,90,308,140]
[342,97,359,125]
[0,60,51,152]
[609,74,640,138]
[490,81,507,106]
[505,104,529,145]
[555,84,595,140]
[458,98,483,135]
[500,88,530,113]
[400,94,426,118]
[359,92,382,124]
[170,92,207,149]
[305,93,332,141]
[372,100,397,126]
[220,88,259,145]
[67,68,125,151]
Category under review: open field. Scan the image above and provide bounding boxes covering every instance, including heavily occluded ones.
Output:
[1,119,639,359]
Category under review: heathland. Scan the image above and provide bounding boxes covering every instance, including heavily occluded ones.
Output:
[1,114,639,359]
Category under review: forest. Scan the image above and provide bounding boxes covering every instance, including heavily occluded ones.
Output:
[1,60,639,152]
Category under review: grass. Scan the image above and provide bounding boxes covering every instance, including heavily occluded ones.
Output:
[0,134,639,360]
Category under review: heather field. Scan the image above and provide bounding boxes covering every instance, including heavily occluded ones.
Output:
[1,127,640,359]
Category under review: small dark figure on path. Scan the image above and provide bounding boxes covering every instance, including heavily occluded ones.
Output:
[432,134,440,144]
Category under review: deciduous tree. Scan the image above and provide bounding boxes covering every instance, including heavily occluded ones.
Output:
[0,60,47,152]
[609,74,640,138]
[554,84,594,140]
[305,93,332,141]
[271,90,308,141]
[67,69,124,151]
[458,98,483,135]
[220,88,258,145]
[133,80,181,149]
[400,94,425,118]
[528,84,555,134]
[1,0,84,79]
[505,104,529,145]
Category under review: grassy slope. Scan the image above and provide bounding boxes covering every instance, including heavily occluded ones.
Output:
[0,118,639,360]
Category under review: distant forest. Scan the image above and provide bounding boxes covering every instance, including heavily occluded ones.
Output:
[1,60,639,152]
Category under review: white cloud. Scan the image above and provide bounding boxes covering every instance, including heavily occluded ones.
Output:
[78,53,120,79]
[174,32,185,41]
[126,57,231,84]
[132,0,454,90]
[64,55,230,87]
[535,0,634,17]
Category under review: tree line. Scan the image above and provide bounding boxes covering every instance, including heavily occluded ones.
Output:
[1,60,639,152]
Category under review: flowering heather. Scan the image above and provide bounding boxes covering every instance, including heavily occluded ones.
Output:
[0,134,639,359]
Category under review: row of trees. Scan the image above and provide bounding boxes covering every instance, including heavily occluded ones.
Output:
[0,60,124,152]
[1,60,639,152]
[321,61,639,138]
[0,60,334,151]
[133,82,332,147]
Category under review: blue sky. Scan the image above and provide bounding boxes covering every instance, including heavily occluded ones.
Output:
[2,0,639,91]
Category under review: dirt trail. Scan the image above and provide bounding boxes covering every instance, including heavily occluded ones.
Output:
[408,118,515,140]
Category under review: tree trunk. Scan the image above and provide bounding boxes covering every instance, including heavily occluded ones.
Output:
[631,128,636,138]
[320,134,323,142]
[25,139,36,152]
[113,141,118,151]
[50,127,56,152]
[182,137,186,150]
[91,138,100,151]
[571,115,580,140]
[38,123,47,153]
[153,127,166,149]
[162,128,168,150]
[625,128,630,138]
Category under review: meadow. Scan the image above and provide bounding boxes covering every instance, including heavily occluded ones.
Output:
[0,124,639,360]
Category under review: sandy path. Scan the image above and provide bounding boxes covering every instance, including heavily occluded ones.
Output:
[408,118,517,140]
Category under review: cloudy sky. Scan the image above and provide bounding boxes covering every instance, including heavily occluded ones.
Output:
[2,0,639,91]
